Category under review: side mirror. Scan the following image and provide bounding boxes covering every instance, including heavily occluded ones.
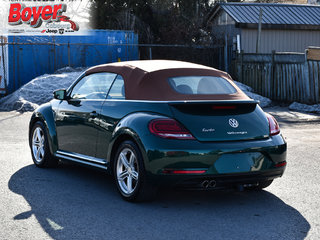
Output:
[53,89,67,100]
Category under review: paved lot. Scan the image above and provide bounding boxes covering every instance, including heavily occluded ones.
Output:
[0,109,319,240]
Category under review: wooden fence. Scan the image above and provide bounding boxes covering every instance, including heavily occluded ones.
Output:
[235,50,320,104]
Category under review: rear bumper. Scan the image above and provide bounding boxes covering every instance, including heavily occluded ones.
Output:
[148,166,285,190]
[142,134,287,188]
[172,167,285,190]
[144,134,286,170]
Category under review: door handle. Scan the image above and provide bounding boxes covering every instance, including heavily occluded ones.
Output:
[90,111,98,118]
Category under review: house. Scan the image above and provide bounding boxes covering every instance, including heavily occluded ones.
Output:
[208,3,320,53]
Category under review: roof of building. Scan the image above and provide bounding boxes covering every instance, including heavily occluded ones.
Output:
[209,3,320,30]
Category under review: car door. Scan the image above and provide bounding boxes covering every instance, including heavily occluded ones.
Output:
[55,72,117,157]
[96,74,126,160]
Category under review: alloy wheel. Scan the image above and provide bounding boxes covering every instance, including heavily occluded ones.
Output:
[116,148,139,195]
[32,127,45,163]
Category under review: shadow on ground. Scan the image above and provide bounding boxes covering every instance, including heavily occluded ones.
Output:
[9,164,310,240]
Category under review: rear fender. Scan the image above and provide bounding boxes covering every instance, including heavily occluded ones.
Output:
[29,103,57,155]
[107,112,169,169]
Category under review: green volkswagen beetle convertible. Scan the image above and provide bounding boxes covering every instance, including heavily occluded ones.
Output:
[29,60,287,202]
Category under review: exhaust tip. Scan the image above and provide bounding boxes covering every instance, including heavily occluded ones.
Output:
[201,180,216,189]
[209,180,216,188]
[201,180,209,188]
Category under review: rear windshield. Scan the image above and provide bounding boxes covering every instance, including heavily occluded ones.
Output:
[168,76,236,95]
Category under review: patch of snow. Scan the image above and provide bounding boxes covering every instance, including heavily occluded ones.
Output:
[244,92,272,108]
[234,81,253,93]
[0,69,83,112]
[54,66,87,74]
[234,81,272,108]
[289,102,320,114]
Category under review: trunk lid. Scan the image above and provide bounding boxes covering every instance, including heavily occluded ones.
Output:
[169,100,269,142]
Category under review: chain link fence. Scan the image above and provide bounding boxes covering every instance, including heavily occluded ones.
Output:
[0,40,233,97]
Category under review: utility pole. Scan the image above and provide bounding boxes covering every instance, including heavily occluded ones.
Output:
[256,8,263,53]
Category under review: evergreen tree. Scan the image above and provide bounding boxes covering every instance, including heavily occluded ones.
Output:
[90,0,214,44]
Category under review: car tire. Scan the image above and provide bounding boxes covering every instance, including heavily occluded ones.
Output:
[113,140,157,202]
[30,121,58,168]
[246,180,273,190]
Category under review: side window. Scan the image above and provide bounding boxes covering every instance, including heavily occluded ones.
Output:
[70,72,117,100]
[107,75,125,99]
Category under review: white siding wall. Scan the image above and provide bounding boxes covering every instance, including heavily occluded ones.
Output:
[241,29,320,53]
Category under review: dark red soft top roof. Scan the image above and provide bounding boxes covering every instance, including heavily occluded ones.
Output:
[85,60,249,101]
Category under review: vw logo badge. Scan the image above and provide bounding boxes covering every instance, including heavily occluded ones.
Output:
[229,118,239,128]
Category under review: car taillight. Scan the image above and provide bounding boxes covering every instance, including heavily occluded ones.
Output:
[266,113,280,136]
[148,119,195,140]
[275,161,287,168]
